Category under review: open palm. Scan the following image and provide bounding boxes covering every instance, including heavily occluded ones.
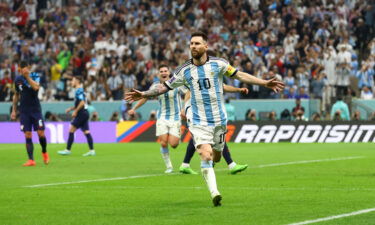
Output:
[265,78,285,93]
[124,89,143,103]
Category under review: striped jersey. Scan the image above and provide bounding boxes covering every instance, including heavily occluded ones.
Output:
[150,82,184,122]
[165,56,238,126]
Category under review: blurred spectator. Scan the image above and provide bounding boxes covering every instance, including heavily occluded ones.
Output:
[106,70,123,100]
[280,109,291,121]
[149,110,156,121]
[0,70,12,101]
[0,0,373,113]
[91,111,101,121]
[44,111,61,122]
[356,64,374,90]
[110,111,120,123]
[283,70,296,96]
[225,99,235,121]
[336,45,351,97]
[286,87,297,99]
[295,109,308,121]
[352,110,361,121]
[311,113,321,121]
[311,72,325,100]
[245,109,256,121]
[370,112,375,121]
[360,86,373,100]
[292,98,305,119]
[296,87,310,99]
[330,97,350,121]
[268,111,276,121]
[122,68,137,94]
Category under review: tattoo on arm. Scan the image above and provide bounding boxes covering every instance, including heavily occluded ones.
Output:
[143,84,168,97]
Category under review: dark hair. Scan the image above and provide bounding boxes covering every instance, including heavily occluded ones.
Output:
[73,76,84,84]
[158,64,169,70]
[207,50,216,56]
[191,31,208,42]
[20,61,29,68]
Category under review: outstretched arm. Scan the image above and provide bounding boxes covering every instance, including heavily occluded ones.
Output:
[232,71,284,93]
[124,83,169,103]
[128,98,148,116]
[223,84,248,94]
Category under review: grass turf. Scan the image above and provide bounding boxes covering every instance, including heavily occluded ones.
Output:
[0,142,374,225]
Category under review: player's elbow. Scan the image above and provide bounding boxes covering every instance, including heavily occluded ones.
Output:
[32,85,40,91]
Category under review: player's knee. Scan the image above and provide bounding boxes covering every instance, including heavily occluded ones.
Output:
[170,142,179,149]
[160,141,168,148]
[199,151,212,161]
[24,132,32,139]
[37,130,45,137]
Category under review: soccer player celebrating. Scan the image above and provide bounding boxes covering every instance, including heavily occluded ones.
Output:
[11,61,49,166]
[128,65,185,173]
[125,31,284,206]
[58,76,95,156]
[179,84,248,175]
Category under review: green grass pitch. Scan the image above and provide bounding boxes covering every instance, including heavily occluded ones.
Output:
[0,142,374,225]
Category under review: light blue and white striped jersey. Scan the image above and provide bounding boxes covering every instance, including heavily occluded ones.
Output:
[165,56,238,126]
[150,82,185,122]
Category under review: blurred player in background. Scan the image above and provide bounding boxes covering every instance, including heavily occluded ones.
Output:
[128,65,186,173]
[58,76,95,156]
[11,61,49,166]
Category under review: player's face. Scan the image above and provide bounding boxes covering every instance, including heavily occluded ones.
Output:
[190,36,208,59]
[71,78,79,88]
[158,67,170,82]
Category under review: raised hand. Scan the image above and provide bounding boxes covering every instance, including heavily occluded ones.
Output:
[124,89,144,103]
[128,109,135,116]
[265,78,285,93]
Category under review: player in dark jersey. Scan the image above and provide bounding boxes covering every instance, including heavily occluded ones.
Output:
[11,61,49,166]
[58,76,95,156]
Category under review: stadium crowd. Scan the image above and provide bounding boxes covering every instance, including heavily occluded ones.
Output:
[0,0,374,119]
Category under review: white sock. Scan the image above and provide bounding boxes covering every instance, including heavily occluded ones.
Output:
[161,147,172,169]
[181,163,190,168]
[201,160,219,197]
[228,162,237,170]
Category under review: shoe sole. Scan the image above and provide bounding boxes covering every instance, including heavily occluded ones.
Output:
[212,195,222,207]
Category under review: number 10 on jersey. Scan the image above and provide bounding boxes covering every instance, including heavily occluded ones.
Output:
[197,78,211,90]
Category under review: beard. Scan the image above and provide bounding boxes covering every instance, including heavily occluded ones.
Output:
[191,49,205,59]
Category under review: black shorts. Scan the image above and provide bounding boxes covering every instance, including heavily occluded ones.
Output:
[71,111,89,131]
[20,112,45,132]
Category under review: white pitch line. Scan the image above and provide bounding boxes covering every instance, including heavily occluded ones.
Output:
[215,156,365,172]
[24,156,364,188]
[24,173,178,188]
[287,207,375,225]
[255,156,364,168]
